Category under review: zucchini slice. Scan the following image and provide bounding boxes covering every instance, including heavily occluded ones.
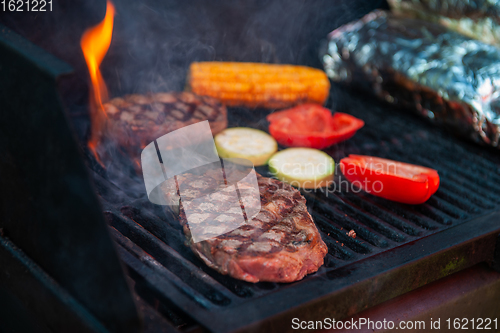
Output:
[215,127,278,166]
[268,148,335,189]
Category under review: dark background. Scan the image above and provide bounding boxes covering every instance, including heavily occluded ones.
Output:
[0,0,389,99]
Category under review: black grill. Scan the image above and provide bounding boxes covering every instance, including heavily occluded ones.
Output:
[1,1,500,331]
[89,85,500,332]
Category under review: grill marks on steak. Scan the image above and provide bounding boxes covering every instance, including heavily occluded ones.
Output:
[177,175,328,283]
[102,92,227,149]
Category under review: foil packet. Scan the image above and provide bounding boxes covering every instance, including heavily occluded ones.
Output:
[322,10,500,148]
[388,0,500,47]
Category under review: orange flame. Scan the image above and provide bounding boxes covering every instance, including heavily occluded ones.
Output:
[81,0,115,164]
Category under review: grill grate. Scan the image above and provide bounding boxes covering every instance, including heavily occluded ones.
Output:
[88,86,500,332]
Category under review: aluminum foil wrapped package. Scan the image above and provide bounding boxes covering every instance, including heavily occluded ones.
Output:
[388,0,500,46]
[322,10,500,148]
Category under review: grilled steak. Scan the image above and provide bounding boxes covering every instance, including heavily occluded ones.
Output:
[176,173,328,283]
[102,92,227,150]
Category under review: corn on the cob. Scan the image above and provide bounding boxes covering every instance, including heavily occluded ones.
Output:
[188,62,330,109]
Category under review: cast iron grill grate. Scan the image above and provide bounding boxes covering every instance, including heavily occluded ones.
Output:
[87,86,500,332]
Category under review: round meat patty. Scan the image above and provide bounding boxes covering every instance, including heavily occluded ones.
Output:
[102,92,228,150]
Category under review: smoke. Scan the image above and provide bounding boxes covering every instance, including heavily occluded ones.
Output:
[0,0,389,96]
[99,0,388,97]
[0,0,389,203]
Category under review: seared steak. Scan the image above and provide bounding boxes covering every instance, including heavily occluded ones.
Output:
[176,173,328,283]
[102,92,227,150]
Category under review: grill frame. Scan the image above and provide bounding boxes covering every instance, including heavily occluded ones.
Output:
[91,86,500,333]
[105,207,499,333]
[0,24,141,333]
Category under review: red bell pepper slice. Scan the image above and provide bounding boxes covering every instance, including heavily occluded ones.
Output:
[266,104,364,149]
[339,155,440,205]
